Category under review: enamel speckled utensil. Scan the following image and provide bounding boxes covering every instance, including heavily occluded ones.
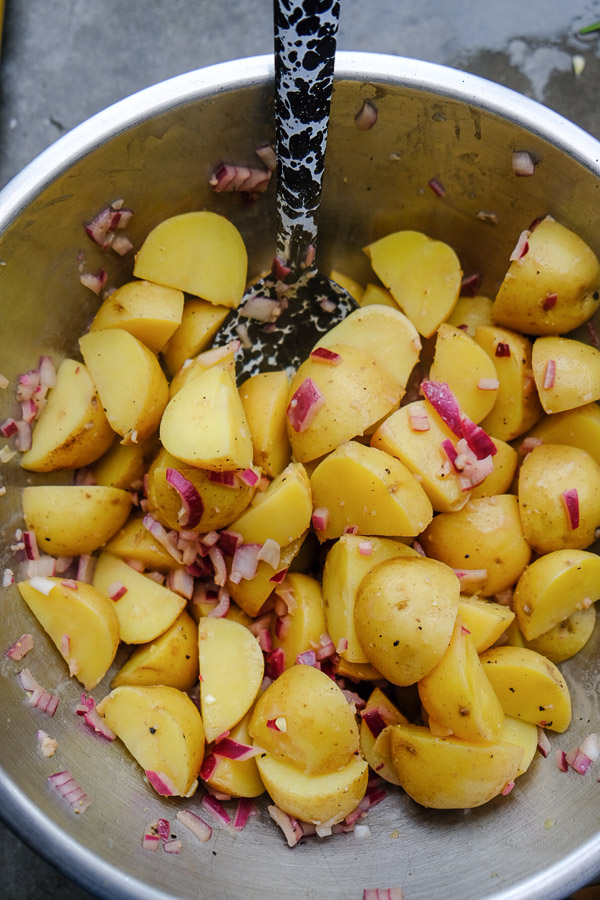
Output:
[215,0,358,380]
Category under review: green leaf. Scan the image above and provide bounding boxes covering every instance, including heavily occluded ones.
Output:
[579,21,600,34]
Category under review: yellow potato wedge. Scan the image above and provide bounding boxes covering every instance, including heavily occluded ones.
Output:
[203,712,265,799]
[418,619,505,743]
[532,335,600,414]
[240,370,292,477]
[257,752,368,826]
[104,514,182,571]
[429,323,499,423]
[111,611,199,691]
[89,434,158,490]
[198,616,264,743]
[93,551,186,644]
[468,438,517,500]
[89,280,184,353]
[286,343,402,463]
[371,400,470,513]
[311,304,421,390]
[446,295,494,336]
[22,484,132,557]
[80,328,168,443]
[227,533,306,617]
[310,440,433,540]
[523,402,600,468]
[160,363,253,470]
[389,723,523,808]
[458,596,515,653]
[358,283,398,309]
[228,462,312,547]
[524,606,596,664]
[161,298,232,377]
[97,685,205,797]
[322,534,419,664]
[492,217,600,335]
[513,549,600,640]
[364,230,462,338]
[20,358,114,473]
[133,211,247,308]
[360,687,408,785]
[272,573,327,669]
[479,645,572,732]
[17,576,119,690]
[249,664,359,775]
[329,269,365,303]
[498,716,539,777]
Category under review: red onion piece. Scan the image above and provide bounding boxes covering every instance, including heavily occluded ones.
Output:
[5,633,34,660]
[257,538,281,570]
[111,234,134,256]
[408,409,430,432]
[315,633,336,661]
[309,347,343,366]
[176,809,213,843]
[460,417,497,460]
[477,378,500,391]
[343,525,359,535]
[512,150,536,176]
[22,530,39,561]
[209,163,271,193]
[207,586,230,618]
[238,468,259,487]
[0,417,17,437]
[502,780,515,796]
[336,637,349,653]
[200,753,219,781]
[312,506,330,532]
[229,543,261,584]
[167,568,195,600]
[258,628,273,652]
[561,488,580,530]
[287,378,325,433]
[208,470,236,487]
[355,99,378,131]
[268,647,285,679]
[460,272,481,297]
[145,770,179,796]
[510,230,530,261]
[255,143,277,172]
[240,295,283,323]
[76,694,116,741]
[163,839,182,854]
[428,177,446,197]
[543,293,557,311]
[358,540,373,557]
[142,833,160,852]
[555,749,569,772]
[495,342,511,358]
[48,770,91,813]
[361,708,387,738]
[79,269,108,295]
[142,515,183,564]
[200,793,232,826]
[233,798,255,831]
[543,359,556,390]
[420,380,463,437]
[319,297,337,313]
[157,818,171,842]
[296,649,317,667]
[268,805,304,847]
[269,567,289,584]
[214,738,260,762]
[363,890,405,900]
[165,467,204,528]
[441,438,460,471]
[107,580,127,601]
[18,668,59,716]
[217,529,243,556]
[579,732,600,763]
[453,568,488,588]
[566,747,592,775]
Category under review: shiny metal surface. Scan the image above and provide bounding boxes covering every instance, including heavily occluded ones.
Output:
[1,53,600,900]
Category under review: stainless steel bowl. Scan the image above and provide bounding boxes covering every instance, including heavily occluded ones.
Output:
[1,53,599,900]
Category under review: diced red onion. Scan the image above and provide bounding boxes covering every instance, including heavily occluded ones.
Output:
[315,633,336,661]
[269,567,289,584]
[543,293,557,311]
[79,269,108,295]
[579,732,600,763]
[163,839,182,854]
[214,738,260,762]
[555,749,569,772]
[502,780,515,796]
[233,798,255,831]
[287,377,325,433]
[495,342,511,358]
[519,436,543,457]
[258,628,273,652]
[512,150,536,176]
[536,727,551,758]
[561,488,580,530]
[107,580,127,601]
[167,568,195,600]
[477,378,500,391]
[363,890,405,900]
[355,99,378,131]
[201,530,220,547]
[453,568,488,588]
[200,793,232,826]
[145,770,179,796]
[296,649,318,667]
[510,230,530,261]
[268,647,285,679]
[268,805,304,847]
[18,668,59,716]
[461,417,497,460]
[420,380,463,437]
[156,818,171,842]
[361,708,387,738]
[257,538,281,570]
[208,470,237,488]
[358,540,373,557]
[309,347,342,366]
[239,468,259,487]
[566,747,592,775]
[142,832,160,852]
[312,506,330,532]
[200,753,219,781]
[84,205,123,249]
[343,525,359,535]
[428,177,446,198]
[217,529,243,557]
[15,419,32,451]
[239,294,283,323]
[165,467,204,529]
[111,235,134,256]
[0,374,8,389]
[176,809,213,843]
[441,438,460,471]
[319,297,337,313]
[408,409,430,432]
[0,417,17,437]
[26,556,57,579]
[207,586,230,618]
[209,163,271,193]
[5,633,34,660]
[143,515,183,564]
[48,771,91,813]
[255,143,277,172]
[543,359,556,390]
[460,272,481,297]
[229,543,261,584]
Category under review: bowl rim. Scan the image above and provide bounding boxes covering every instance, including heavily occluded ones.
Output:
[2,51,600,900]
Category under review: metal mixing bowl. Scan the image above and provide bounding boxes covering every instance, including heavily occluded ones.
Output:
[1,52,599,900]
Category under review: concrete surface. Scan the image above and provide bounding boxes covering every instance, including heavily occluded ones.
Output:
[1,0,600,897]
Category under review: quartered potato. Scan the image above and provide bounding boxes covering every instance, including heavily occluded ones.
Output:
[111,611,199,691]
[532,335,600,414]
[240,370,292,477]
[161,298,231,377]
[271,573,327,670]
[429,323,499,423]
[89,280,184,353]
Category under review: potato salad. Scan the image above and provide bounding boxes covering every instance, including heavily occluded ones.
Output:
[6,204,600,842]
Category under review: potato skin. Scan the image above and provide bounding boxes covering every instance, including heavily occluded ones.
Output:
[354,555,460,685]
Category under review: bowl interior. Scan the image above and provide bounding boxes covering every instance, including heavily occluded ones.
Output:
[1,53,600,900]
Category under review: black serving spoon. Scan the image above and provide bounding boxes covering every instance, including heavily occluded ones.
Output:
[214,0,358,380]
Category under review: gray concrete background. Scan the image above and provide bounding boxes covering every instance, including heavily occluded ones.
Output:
[2,0,600,897]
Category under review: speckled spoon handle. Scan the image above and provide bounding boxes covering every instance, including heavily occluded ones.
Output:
[274,0,340,275]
